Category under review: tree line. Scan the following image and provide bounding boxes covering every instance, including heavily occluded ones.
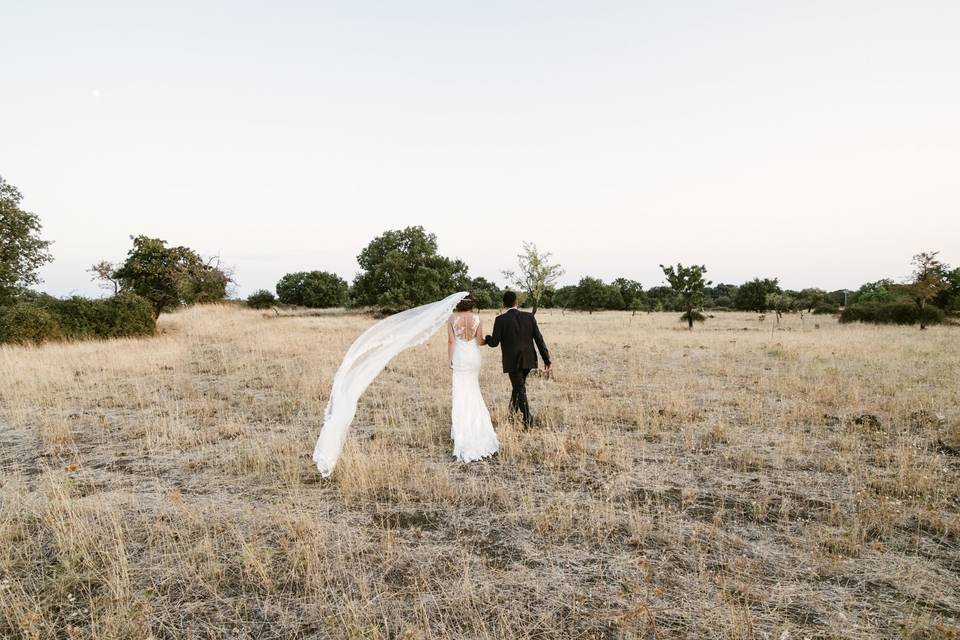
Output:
[0,176,234,343]
[1,175,958,343]
[247,225,959,331]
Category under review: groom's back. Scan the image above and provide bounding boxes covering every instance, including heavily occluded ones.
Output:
[489,309,549,373]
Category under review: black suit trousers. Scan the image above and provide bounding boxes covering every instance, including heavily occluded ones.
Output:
[508,368,532,427]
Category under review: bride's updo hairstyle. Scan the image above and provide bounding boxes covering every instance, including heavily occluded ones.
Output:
[455,294,477,312]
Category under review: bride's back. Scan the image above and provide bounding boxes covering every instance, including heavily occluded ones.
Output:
[450,311,480,343]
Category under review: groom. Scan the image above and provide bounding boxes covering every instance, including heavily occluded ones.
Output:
[484,291,551,428]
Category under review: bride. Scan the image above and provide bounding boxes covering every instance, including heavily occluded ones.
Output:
[312,291,496,477]
[446,294,499,462]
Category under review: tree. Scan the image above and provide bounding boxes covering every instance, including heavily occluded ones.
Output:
[573,277,608,313]
[604,283,625,310]
[246,290,277,310]
[735,278,781,313]
[612,278,644,314]
[539,286,557,309]
[179,254,233,304]
[469,277,501,309]
[276,271,348,308]
[796,288,827,313]
[660,263,711,329]
[706,283,738,309]
[645,286,677,311]
[765,292,796,323]
[502,241,564,315]
[826,289,850,307]
[552,285,578,311]
[0,176,53,304]
[625,297,647,315]
[351,226,468,310]
[933,267,960,312]
[88,260,120,295]
[112,235,232,318]
[901,251,946,330]
[852,279,899,304]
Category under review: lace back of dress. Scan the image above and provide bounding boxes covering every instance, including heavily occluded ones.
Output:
[451,313,479,342]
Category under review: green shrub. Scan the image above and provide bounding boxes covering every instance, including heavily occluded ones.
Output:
[246,289,277,309]
[277,271,348,308]
[46,296,102,338]
[680,310,706,323]
[0,302,62,344]
[112,235,232,317]
[0,293,155,344]
[12,289,58,305]
[45,294,155,339]
[840,302,944,326]
[813,304,839,315]
[96,293,157,337]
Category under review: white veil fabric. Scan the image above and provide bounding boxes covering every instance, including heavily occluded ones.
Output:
[312,291,470,477]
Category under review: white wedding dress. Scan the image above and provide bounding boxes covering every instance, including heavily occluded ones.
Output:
[313,292,498,477]
[449,314,499,462]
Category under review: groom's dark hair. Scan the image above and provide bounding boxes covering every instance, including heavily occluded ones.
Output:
[502,291,518,308]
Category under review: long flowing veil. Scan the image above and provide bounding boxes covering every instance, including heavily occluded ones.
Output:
[312,291,470,477]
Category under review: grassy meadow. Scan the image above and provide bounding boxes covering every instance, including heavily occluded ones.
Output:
[0,306,958,639]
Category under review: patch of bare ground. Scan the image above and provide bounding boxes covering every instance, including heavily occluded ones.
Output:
[1,306,958,638]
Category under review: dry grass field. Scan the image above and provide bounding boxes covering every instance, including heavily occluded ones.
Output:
[1,305,958,639]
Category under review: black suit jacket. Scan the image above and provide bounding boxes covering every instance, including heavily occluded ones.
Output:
[484,308,551,373]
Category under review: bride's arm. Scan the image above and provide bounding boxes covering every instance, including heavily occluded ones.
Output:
[447,319,455,367]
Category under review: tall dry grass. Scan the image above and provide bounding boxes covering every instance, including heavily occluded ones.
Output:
[0,305,958,639]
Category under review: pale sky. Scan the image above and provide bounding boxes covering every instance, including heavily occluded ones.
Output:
[2,1,958,297]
